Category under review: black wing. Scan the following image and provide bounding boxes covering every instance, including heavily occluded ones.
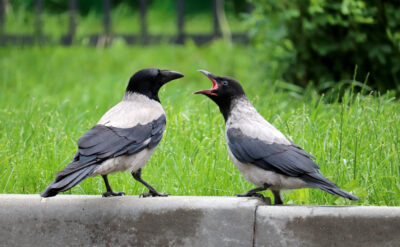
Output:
[227,128,319,177]
[56,114,166,180]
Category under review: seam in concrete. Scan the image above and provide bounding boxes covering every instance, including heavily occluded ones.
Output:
[251,204,259,247]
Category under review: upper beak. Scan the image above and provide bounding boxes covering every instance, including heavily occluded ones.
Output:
[159,70,184,83]
[194,69,219,96]
[198,70,211,77]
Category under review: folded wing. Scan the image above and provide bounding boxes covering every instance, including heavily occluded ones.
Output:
[227,127,359,200]
[227,128,319,176]
[57,114,166,180]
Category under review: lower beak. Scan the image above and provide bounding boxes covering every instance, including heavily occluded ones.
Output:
[194,89,218,96]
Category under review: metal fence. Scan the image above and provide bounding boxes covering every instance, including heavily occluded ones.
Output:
[0,0,250,46]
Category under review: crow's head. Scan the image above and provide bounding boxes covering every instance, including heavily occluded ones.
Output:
[195,70,245,115]
[126,68,184,101]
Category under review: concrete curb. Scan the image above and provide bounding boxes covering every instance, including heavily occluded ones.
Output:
[0,195,399,247]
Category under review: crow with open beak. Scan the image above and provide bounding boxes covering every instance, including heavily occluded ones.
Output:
[195,70,359,204]
[41,68,184,198]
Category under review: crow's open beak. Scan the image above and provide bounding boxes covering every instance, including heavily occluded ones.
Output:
[194,70,219,96]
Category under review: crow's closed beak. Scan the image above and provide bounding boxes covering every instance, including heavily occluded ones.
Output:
[160,70,184,84]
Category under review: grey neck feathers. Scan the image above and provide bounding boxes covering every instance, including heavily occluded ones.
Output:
[226,96,259,123]
[123,92,158,103]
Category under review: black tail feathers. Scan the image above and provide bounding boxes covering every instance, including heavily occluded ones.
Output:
[41,165,97,198]
[303,172,360,201]
[319,185,360,201]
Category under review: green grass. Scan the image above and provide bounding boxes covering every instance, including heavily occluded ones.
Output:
[0,41,399,205]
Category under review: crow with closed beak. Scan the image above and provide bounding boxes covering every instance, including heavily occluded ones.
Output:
[195,70,359,204]
[41,68,184,198]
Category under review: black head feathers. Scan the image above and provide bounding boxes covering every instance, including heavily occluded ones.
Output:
[195,70,246,120]
[126,68,184,102]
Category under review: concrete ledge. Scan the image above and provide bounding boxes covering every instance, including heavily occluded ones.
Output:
[0,195,399,247]
[255,206,400,247]
[0,195,264,247]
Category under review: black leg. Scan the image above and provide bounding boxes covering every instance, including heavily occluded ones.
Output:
[132,169,168,198]
[236,183,271,199]
[272,190,283,205]
[102,175,125,197]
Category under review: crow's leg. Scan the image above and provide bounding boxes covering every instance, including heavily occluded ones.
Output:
[272,190,283,205]
[132,169,168,198]
[102,175,125,197]
[236,183,271,199]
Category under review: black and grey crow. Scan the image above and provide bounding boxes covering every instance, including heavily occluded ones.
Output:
[41,68,184,198]
[195,70,359,204]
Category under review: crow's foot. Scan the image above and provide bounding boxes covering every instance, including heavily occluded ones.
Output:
[236,193,270,204]
[102,191,125,197]
[139,191,169,198]
[236,192,264,198]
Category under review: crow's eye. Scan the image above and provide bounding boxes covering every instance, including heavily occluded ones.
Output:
[222,80,228,86]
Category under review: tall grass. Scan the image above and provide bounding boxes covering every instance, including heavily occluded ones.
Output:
[0,41,399,205]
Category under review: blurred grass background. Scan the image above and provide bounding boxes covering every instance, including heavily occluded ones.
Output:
[0,0,399,205]
[4,0,247,38]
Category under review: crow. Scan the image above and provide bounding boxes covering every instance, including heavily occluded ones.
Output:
[41,68,184,198]
[195,70,359,204]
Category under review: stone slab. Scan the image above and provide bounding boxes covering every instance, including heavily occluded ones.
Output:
[0,195,264,247]
[255,205,400,247]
